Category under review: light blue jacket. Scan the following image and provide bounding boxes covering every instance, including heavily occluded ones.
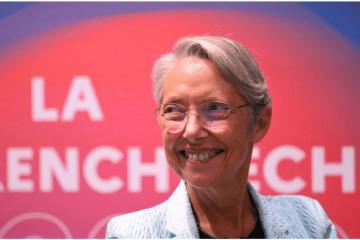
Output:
[106,181,337,238]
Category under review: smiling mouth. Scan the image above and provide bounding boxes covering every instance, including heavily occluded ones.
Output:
[179,149,224,162]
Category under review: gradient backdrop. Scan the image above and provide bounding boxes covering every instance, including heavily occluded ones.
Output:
[0,2,359,238]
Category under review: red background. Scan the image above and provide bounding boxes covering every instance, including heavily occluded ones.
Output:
[0,6,359,238]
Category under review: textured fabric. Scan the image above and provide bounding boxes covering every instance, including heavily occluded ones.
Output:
[106,181,337,239]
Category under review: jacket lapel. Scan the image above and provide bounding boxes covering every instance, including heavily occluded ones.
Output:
[165,182,305,238]
[165,181,199,238]
[248,184,305,238]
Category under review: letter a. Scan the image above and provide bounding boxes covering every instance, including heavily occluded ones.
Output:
[61,76,104,121]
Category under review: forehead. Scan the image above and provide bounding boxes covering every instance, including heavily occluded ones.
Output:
[162,57,244,103]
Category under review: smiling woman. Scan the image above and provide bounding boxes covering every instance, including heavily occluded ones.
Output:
[158,56,265,193]
[105,36,337,238]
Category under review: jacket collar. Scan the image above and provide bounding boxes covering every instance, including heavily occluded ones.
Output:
[165,181,294,238]
[247,184,293,238]
[165,181,199,238]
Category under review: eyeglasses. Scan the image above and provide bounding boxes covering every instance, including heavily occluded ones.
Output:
[158,101,250,133]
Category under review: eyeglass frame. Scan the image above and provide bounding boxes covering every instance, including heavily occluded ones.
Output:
[156,101,250,125]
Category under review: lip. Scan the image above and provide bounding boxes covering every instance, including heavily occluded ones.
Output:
[179,148,224,162]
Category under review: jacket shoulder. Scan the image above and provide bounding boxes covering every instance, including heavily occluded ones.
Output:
[106,202,169,239]
[263,194,337,238]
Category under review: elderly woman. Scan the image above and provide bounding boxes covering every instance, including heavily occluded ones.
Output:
[106,36,337,238]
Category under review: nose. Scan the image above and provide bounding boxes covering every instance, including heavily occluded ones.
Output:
[182,111,208,142]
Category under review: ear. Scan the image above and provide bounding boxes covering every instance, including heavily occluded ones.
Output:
[252,105,272,143]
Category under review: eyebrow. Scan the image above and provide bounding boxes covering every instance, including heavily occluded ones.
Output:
[161,96,185,105]
[162,96,232,105]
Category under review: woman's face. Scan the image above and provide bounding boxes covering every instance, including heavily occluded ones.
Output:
[158,57,270,189]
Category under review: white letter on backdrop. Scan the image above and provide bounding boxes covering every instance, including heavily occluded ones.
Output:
[61,76,104,121]
[40,147,79,192]
[7,148,34,192]
[128,147,169,193]
[264,145,306,193]
[312,146,355,193]
[249,146,260,191]
[84,146,123,193]
[31,76,59,121]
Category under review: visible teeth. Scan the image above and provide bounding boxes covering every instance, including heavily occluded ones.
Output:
[185,151,219,161]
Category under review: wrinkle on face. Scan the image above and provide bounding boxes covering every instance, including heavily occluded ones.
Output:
[158,56,257,189]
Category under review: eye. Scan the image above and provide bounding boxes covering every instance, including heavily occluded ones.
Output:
[203,102,230,120]
[163,104,183,113]
[205,102,230,112]
[162,104,186,121]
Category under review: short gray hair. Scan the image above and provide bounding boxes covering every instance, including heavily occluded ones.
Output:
[152,35,271,120]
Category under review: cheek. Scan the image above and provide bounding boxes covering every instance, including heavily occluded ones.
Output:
[162,130,178,149]
[162,136,183,176]
[217,124,246,142]
[159,123,180,158]
[219,125,251,152]
[159,123,176,148]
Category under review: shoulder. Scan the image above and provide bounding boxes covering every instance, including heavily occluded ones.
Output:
[105,202,169,239]
[106,181,196,239]
[261,194,337,238]
[267,194,328,222]
[265,194,324,214]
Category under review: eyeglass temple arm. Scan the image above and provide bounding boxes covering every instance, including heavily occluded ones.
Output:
[230,103,250,113]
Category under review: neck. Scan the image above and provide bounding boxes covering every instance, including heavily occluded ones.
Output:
[186,162,256,237]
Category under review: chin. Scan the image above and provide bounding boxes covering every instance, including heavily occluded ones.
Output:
[182,174,219,190]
